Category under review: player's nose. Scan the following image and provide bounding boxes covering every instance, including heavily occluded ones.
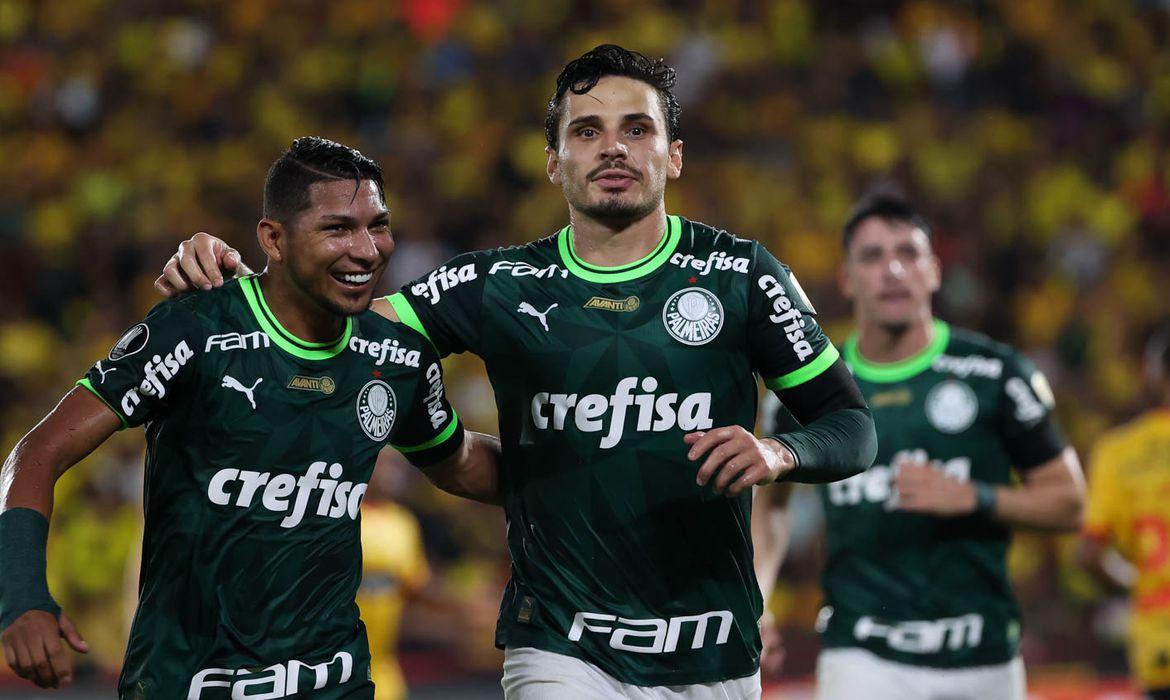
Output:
[348,229,386,263]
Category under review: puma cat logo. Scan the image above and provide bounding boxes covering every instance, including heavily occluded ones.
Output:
[518,302,558,332]
[222,375,262,410]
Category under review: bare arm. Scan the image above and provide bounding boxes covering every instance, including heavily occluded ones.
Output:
[1077,536,1137,593]
[895,447,1085,532]
[1,387,115,687]
[2,388,121,515]
[992,448,1085,532]
[420,431,502,506]
[752,483,793,603]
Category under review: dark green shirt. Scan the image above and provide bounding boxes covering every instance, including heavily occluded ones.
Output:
[79,277,462,699]
[814,321,1067,668]
[391,215,840,685]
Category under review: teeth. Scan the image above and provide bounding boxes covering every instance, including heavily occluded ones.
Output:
[339,273,372,284]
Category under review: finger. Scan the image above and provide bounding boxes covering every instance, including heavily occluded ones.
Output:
[43,636,71,686]
[163,255,196,293]
[682,431,706,445]
[695,442,738,486]
[58,614,88,654]
[725,464,766,497]
[713,454,754,493]
[3,638,15,672]
[25,636,54,688]
[12,635,34,680]
[221,248,242,274]
[154,275,178,297]
[178,243,214,290]
[194,237,224,287]
[687,428,733,461]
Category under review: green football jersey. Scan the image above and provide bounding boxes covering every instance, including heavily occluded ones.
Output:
[815,320,1067,668]
[388,215,841,685]
[78,276,463,699]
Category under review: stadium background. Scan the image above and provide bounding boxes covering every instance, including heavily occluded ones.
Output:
[1,0,1167,697]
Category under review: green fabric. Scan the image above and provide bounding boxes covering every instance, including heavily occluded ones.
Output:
[556,215,682,282]
[240,275,353,360]
[843,319,950,383]
[765,345,841,390]
[771,407,876,483]
[0,508,60,630]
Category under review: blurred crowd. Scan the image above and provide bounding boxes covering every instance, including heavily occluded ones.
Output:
[2,0,1169,690]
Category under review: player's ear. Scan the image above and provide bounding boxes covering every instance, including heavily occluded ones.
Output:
[927,253,942,294]
[546,146,561,185]
[838,260,855,300]
[667,139,683,179]
[257,218,285,263]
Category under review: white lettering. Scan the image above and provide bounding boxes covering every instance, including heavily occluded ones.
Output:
[669,251,750,276]
[569,610,734,655]
[854,614,984,654]
[410,263,478,305]
[187,652,354,700]
[530,378,713,449]
[757,275,814,361]
[207,464,365,529]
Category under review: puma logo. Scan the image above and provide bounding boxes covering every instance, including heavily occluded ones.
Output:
[95,361,117,384]
[518,302,558,332]
[222,374,262,410]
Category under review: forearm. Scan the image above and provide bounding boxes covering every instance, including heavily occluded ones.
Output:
[987,481,1083,532]
[751,486,791,602]
[771,407,877,483]
[423,431,502,506]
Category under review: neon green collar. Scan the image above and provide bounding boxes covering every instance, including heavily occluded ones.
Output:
[844,319,950,383]
[556,215,682,283]
[240,276,352,360]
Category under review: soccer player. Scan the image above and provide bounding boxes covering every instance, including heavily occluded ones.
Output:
[156,45,878,698]
[755,194,1085,699]
[0,137,502,697]
[1080,328,1170,699]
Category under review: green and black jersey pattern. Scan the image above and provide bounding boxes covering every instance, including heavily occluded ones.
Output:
[78,276,463,699]
[812,321,1067,668]
[390,215,839,685]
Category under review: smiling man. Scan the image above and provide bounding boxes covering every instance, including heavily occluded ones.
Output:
[0,137,501,698]
[155,47,877,698]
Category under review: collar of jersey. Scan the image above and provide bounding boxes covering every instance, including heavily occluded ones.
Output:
[240,275,353,360]
[556,215,682,283]
[844,319,951,383]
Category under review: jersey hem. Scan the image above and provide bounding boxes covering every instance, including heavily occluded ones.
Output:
[75,378,128,430]
[497,627,760,687]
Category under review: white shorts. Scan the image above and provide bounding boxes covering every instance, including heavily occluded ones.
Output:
[501,646,762,700]
[815,648,1026,700]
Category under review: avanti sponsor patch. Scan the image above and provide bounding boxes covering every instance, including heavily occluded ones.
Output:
[287,375,336,395]
[584,296,640,312]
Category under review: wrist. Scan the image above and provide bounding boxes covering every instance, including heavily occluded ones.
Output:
[762,437,797,478]
[971,481,998,517]
[0,508,59,631]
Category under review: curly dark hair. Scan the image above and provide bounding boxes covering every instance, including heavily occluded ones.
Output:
[544,44,682,149]
[263,136,384,224]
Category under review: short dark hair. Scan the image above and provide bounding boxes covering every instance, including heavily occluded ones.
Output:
[544,44,682,149]
[263,136,385,224]
[842,194,932,250]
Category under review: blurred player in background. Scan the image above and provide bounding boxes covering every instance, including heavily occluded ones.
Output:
[1080,327,1170,699]
[0,137,502,696]
[756,194,1085,700]
[157,44,878,699]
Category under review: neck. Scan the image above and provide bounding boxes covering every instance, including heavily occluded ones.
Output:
[258,271,345,343]
[855,309,935,363]
[567,205,667,267]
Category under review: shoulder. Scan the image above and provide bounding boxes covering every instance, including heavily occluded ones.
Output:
[674,217,758,267]
[935,325,1031,381]
[352,310,441,364]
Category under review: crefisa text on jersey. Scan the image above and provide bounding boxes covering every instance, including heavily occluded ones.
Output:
[207,461,367,529]
[757,274,814,361]
[669,251,750,276]
[118,340,195,417]
[348,337,421,368]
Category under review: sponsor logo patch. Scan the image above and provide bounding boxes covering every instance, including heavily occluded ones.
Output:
[356,380,396,441]
[287,375,336,395]
[188,651,353,699]
[109,323,149,361]
[662,287,724,346]
[584,296,640,313]
[925,380,979,433]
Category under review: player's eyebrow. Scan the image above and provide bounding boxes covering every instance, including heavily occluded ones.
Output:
[566,113,658,131]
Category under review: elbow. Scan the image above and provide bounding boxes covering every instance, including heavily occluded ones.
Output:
[1060,489,1086,534]
[847,409,879,478]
